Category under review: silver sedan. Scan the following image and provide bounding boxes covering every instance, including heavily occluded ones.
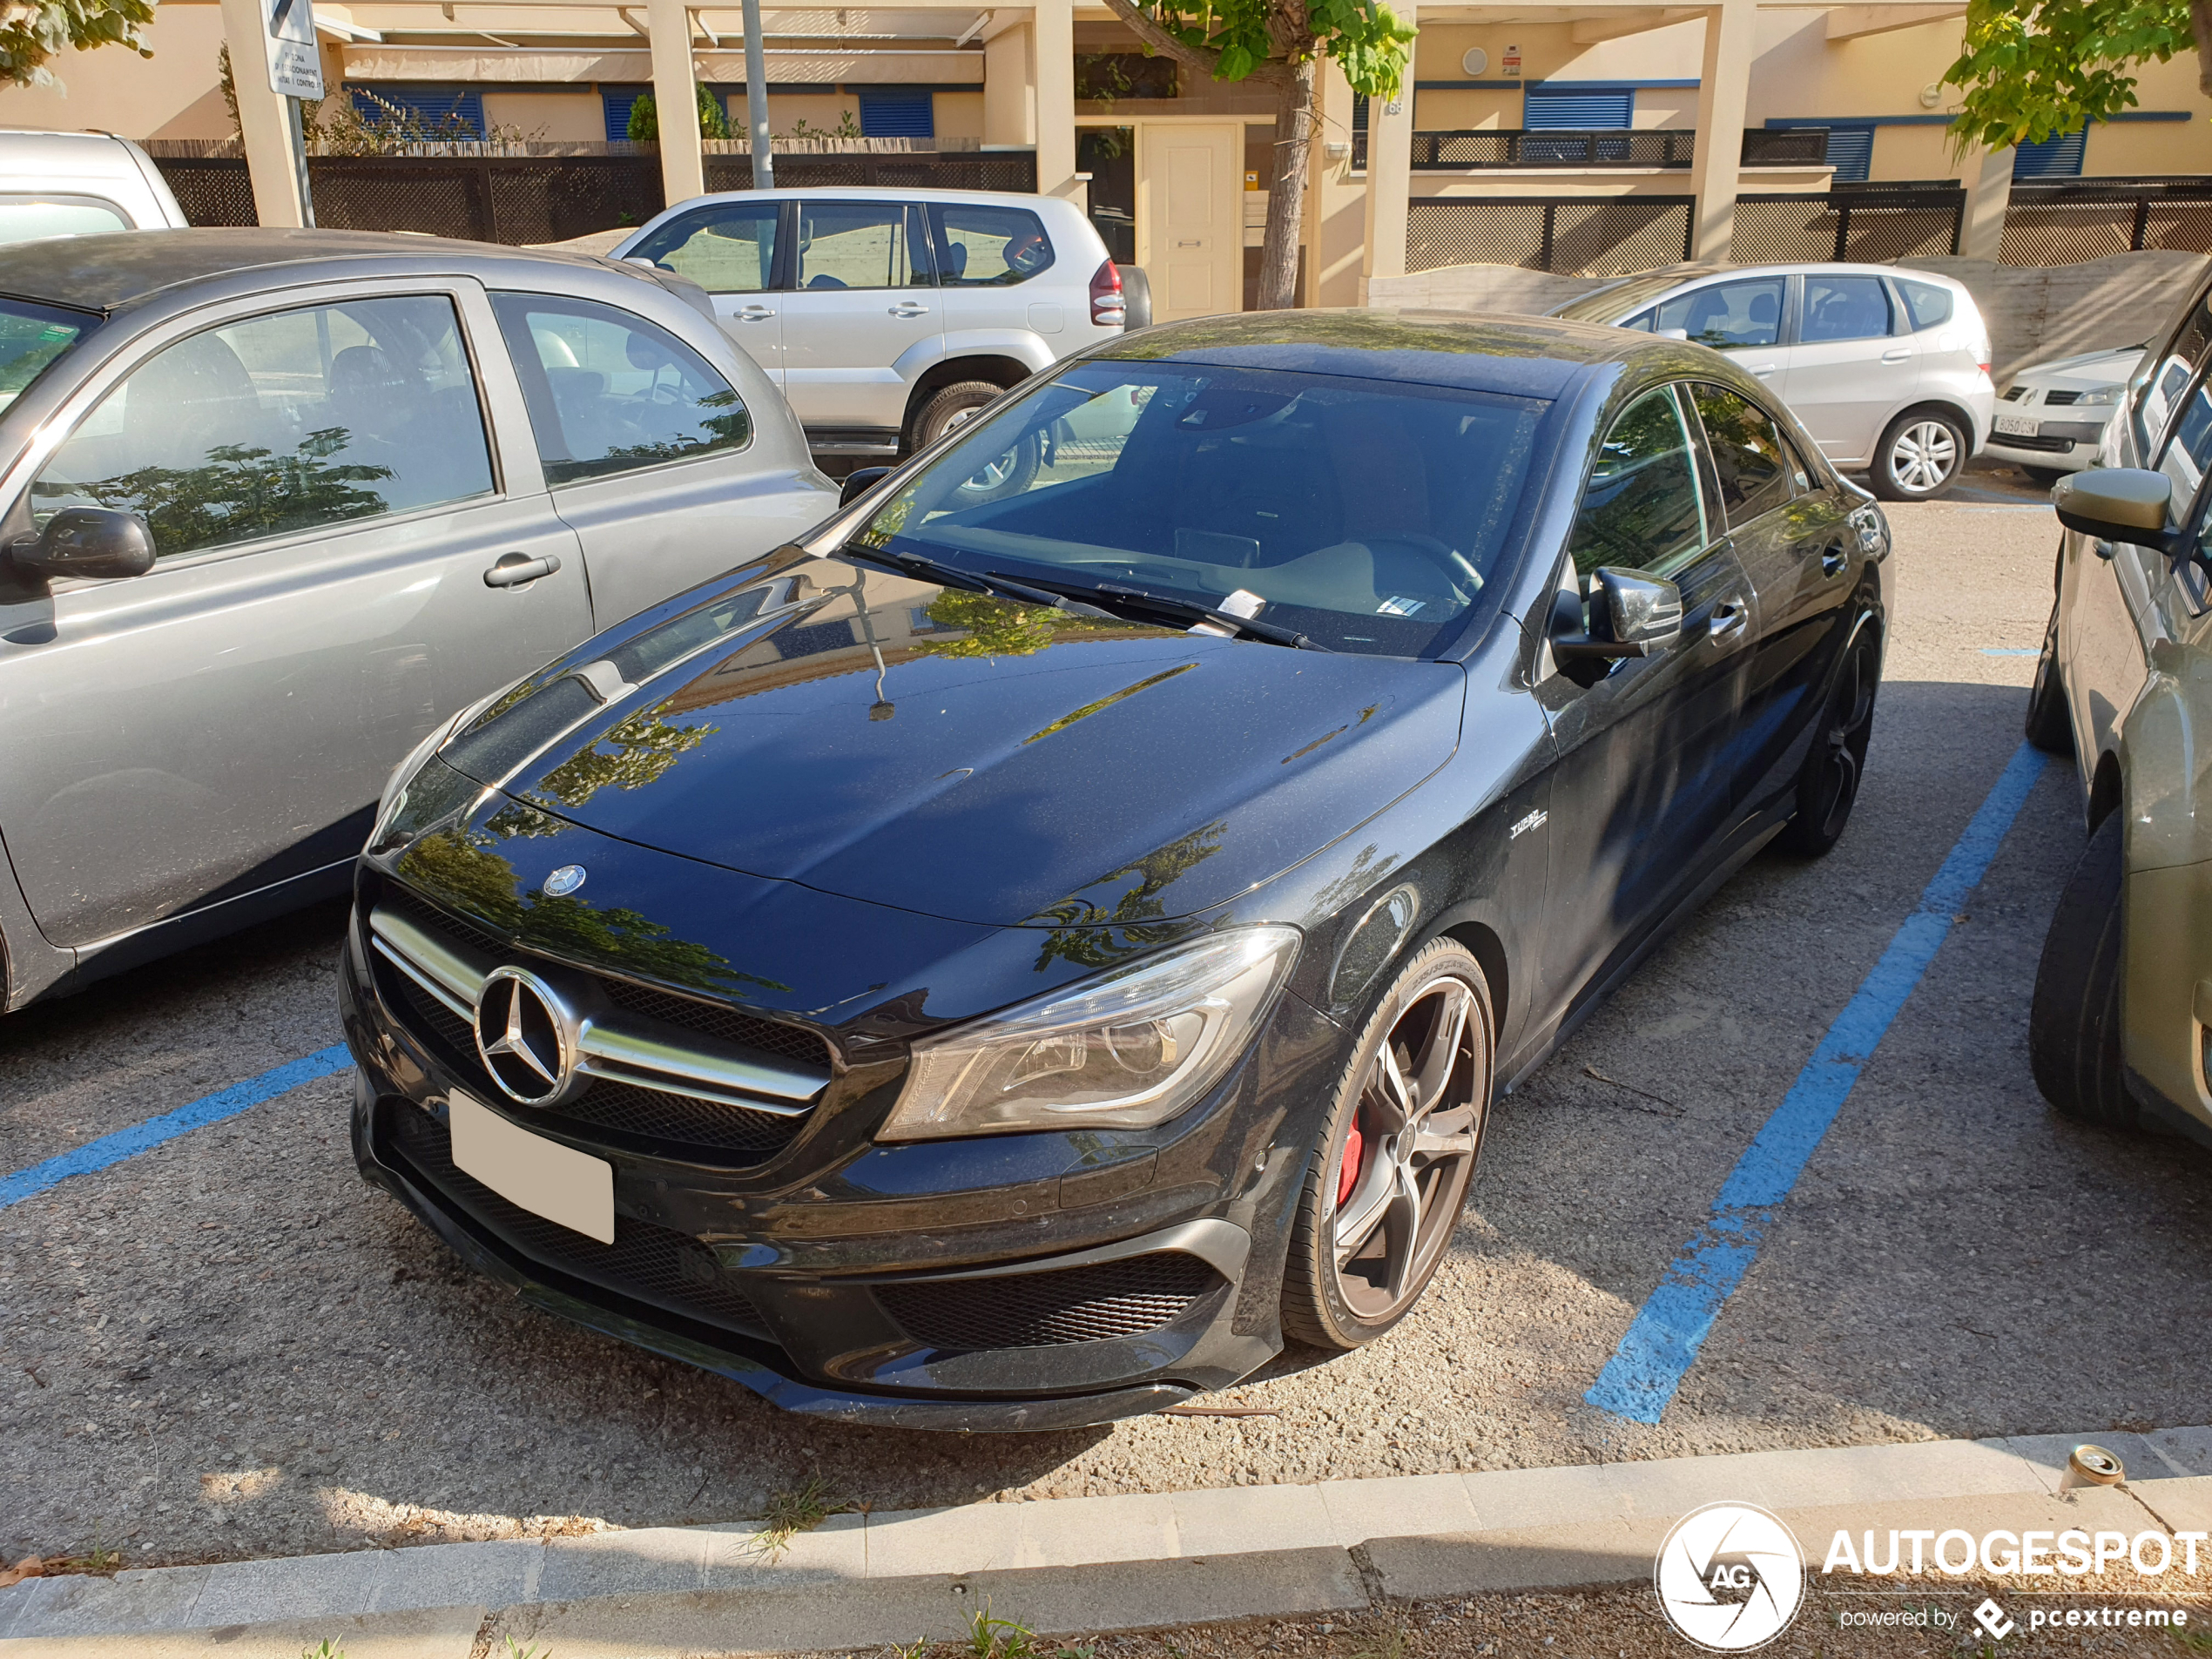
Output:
[0,230,837,1009]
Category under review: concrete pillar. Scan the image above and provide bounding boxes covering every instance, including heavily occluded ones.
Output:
[646,0,705,207]
[1687,0,1756,261]
[1033,0,1078,201]
[1962,142,2013,260]
[218,0,310,227]
[981,17,1035,148]
[1360,3,1417,302]
[1308,56,1365,307]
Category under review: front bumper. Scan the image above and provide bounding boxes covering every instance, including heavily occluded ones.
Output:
[341,884,1332,1429]
[1985,424,2107,470]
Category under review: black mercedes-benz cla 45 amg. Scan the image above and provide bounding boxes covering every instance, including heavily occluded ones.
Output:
[341,311,1891,1430]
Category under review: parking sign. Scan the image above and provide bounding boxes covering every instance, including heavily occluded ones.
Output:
[263,0,323,99]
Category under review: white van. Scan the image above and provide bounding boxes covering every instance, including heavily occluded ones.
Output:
[0,130,189,242]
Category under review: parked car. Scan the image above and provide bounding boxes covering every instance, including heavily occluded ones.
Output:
[0,229,837,1009]
[1552,262,1993,502]
[1987,344,2146,484]
[611,187,1130,463]
[0,128,189,243]
[2025,266,2212,1144]
[343,309,1892,1428]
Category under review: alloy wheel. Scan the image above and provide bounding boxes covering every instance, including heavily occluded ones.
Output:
[1327,971,1487,1322]
[1807,624,1880,841]
[1888,420,1959,495]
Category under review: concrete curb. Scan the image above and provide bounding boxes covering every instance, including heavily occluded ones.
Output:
[7,1426,2212,1656]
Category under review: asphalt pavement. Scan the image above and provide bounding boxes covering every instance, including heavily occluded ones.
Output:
[9,462,2197,1578]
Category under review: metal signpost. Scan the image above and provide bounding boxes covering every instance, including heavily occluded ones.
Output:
[264,0,321,225]
[740,0,772,188]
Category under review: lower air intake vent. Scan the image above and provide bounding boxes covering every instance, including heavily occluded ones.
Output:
[877,1253,1222,1351]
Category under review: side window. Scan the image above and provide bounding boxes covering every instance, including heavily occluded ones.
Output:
[793,202,930,290]
[1568,387,1710,580]
[1619,309,1656,333]
[32,294,493,563]
[1801,274,1893,344]
[2138,287,2212,456]
[491,293,751,485]
[1892,278,1953,333]
[0,195,132,243]
[1687,384,1793,524]
[1651,279,1783,350]
[929,203,1055,287]
[626,201,780,293]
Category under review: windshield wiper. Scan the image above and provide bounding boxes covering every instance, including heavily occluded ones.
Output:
[1016,576,1329,651]
[841,544,1115,617]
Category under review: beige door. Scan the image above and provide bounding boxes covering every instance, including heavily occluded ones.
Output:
[1138,123,1241,321]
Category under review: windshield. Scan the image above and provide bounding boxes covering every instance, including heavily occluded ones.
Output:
[0,298,92,415]
[1554,273,1689,325]
[850,360,1548,657]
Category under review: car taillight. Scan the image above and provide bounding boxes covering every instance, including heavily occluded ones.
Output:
[1089,258,1125,327]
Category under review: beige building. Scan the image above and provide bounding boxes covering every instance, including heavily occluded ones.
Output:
[2,0,2207,316]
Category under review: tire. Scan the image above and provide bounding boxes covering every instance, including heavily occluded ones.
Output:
[1775,615,1880,857]
[1281,938,1493,1351]
[2025,600,2074,755]
[2021,465,2066,489]
[1867,408,1968,502]
[907,380,1038,502]
[2028,810,2137,1129]
[1116,264,1153,330]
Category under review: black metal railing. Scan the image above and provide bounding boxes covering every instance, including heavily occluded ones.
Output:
[1731,180,1966,264]
[1353,126,1830,172]
[2000,175,2212,265]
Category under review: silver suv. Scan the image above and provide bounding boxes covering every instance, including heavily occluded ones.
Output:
[1553,262,1995,501]
[614,187,1127,461]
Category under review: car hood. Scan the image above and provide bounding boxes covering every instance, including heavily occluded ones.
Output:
[2013,346,2146,389]
[469,558,1467,928]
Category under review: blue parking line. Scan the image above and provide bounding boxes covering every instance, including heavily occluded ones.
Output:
[0,1045,354,1211]
[1585,742,2051,1424]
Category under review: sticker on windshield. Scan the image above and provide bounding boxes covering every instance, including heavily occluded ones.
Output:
[1378,596,1428,617]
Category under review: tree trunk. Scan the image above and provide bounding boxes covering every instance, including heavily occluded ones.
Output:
[2195,0,2212,102]
[1257,57,1317,311]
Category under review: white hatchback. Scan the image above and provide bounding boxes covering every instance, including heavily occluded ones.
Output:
[614,186,1129,462]
[1552,261,1994,501]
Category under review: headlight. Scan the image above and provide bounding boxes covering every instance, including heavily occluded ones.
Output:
[2074,385,2123,407]
[879,925,1302,1142]
[367,678,523,850]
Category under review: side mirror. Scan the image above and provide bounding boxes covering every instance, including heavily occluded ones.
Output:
[1658,327,1690,342]
[10,507,156,582]
[2053,468,2175,555]
[1553,566,1683,667]
[840,465,894,508]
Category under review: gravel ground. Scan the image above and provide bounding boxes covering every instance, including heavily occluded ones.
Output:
[9,468,2208,1577]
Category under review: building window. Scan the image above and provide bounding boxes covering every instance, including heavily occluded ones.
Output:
[601,85,646,142]
[2013,127,2087,178]
[857,89,934,138]
[1522,86,1634,129]
[351,85,485,138]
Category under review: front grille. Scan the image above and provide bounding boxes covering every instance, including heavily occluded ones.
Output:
[2043,389,2081,407]
[2000,384,2027,401]
[876,1253,1224,1352]
[370,891,826,1167]
[1995,432,2080,454]
[381,1099,772,1339]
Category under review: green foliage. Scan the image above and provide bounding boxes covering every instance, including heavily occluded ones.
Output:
[966,1604,1039,1659]
[1946,0,2194,152]
[0,0,153,90]
[750,1475,856,1560]
[301,1642,346,1659]
[1116,0,1414,98]
[919,590,1062,659]
[628,82,730,141]
[526,709,716,813]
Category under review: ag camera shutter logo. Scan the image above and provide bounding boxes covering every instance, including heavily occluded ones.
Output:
[1656,1502,1806,1651]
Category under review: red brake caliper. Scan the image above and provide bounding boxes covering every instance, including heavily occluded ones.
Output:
[1336,1116,1365,1207]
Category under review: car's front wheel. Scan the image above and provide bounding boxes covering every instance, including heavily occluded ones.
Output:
[1776,615,1879,856]
[907,381,1039,502]
[2029,810,2137,1129]
[1868,409,1968,502]
[1281,939,1492,1350]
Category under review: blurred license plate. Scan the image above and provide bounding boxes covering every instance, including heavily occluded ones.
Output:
[1996,413,2040,437]
[449,1091,614,1244]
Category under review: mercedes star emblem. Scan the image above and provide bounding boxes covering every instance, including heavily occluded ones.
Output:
[543,864,587,897]
[473,967,580,1107]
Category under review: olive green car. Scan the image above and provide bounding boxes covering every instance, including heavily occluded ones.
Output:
[2027,264,2212,1141]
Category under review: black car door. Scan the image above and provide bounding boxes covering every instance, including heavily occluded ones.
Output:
[1683,381,1861,817]
[1534,383,1761,1024]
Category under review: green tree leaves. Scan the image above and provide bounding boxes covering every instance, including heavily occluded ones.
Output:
[1946,0,2201,153]
[0,0,154,91]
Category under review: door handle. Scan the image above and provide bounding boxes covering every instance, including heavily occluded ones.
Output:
[1710,597,1750,643]
[735,305,776,321]
[888,304,929,318]
[1820,544,1847,577]
[483,552,563,589]
[1744,362,1778,377]
[1881,347,1912,363]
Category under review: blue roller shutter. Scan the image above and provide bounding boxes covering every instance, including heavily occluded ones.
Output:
[1522,86,1633,128]
[602,85,647,141]
[352,85,485,137]
[857,88,934,138]
[2013,127,2087,178]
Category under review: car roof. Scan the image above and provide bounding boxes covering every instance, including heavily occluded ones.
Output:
[658,186,1064,206]
[0,128,147,179]
[0,226,599,314]
[1592,260,1969,291]
[1097,308,1656,400]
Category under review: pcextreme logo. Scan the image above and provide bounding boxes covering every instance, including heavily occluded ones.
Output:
[1655,1502,1807,1651]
